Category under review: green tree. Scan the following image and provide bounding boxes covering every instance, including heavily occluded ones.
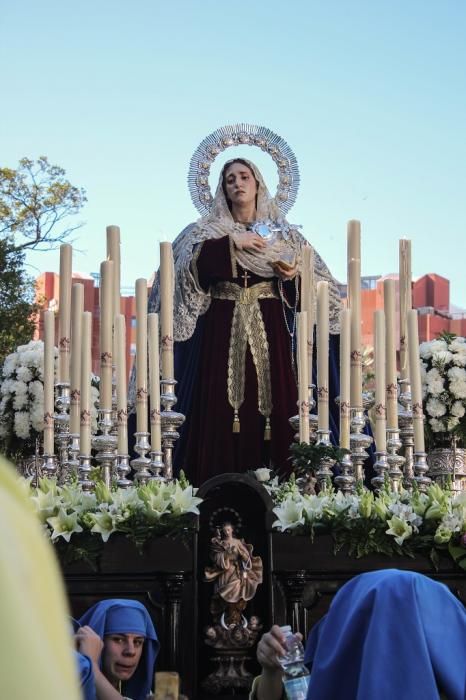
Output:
[0,238,38,363]
[0,156,86,251]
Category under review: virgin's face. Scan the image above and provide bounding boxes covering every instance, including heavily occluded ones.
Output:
[223,162,257,208]
[222,524,233,538]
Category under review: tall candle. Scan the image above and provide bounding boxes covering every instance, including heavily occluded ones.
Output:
[69,283,84,435]
[148,313,162,452]
[135,278,148,433]
[407,309,425,452]
[160,242,174,380]
[114,314,128,455]
[347,220,362,409]
[99,260,114,410]
[106,225,121,320]
[399,239,412,381]
[384,279,398,429]
[301,245,315,382]
[374,310,387,452]
[339,308,351,450]
[297,311,310,443]
[58,243,72,382]
[317,281,329,432]
[80,312,92,456]
[43,310,55,455]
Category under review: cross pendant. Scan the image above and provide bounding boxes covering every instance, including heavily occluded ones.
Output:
[241,269,250,288]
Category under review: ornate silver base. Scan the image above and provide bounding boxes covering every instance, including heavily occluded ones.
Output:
[131,431,152,484]
[398,378,415,487]
[54,381,70,482]
[427,447,466,491]
[161,379,185,481]
[116,454,131,488]
[78,454,94,491]
[315,429,335,491]
[386,428,405,492]
[350,407,373,483]
[413,451,431,492]
[371,451,389,492]
[334,451,355,494]
[92,409,117,489]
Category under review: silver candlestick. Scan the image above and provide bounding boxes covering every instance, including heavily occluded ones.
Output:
[386,428,405,492]
[78,454,94,491]
[414,451,431,492]
[54,381,70,481]
[92,408,117,489]
[349,407,373,483]
[42,453,58,479]
[371,451,389,492]
[289,384,318,443]
[150,450,165,480]
[160,379,185,481]
[67,433,80,480]
[315,429,335,491]
[334,450,355,494]
[131,431,152,484]
[398,378,415,487]
[116,454,132,488]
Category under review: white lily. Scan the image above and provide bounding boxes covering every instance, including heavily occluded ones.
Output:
[272,498,305,531]
[385,516,413,546]
[90,510,118,542]
[47,508,83,542]
[170,484,203,515]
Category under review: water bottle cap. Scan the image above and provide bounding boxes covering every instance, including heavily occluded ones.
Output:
[280,625,292,634]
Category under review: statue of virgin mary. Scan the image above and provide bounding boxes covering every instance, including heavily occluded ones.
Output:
[145,143,341,485]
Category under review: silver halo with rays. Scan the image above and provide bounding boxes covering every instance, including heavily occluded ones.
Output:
[188,123,300,216]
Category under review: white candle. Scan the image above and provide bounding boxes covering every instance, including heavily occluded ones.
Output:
[317,281,329,432]
[148,313,162,452]
[106,225,121,320]
[70,283,84,435]
[399,239,412,381]
[301,245,315,382]
[374,310,387,452]
[80,312,92,456]
[99,260,114,410]
[135,278,148,433]
[384,279,398,429]
[347,220,362,409]
[339,308,351,450]
[58,243,72,382]
[114,314,128,455]
[160,242,174,380]
[407,309,425,452]
[298,311,310,443]
[43,310,55,455]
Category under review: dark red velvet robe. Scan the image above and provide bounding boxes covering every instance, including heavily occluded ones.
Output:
[183,236,298,485]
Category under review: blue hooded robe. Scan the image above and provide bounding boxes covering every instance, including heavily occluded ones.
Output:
[304,569,466,700]
[78,599,159,700]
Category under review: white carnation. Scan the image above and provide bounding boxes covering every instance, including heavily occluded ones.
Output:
[425,368,444,396]
[2,354,18,377]
[432,350,453,365]
[420,339,447,360]
[429,418,446,433]
[448,366,466,399]
[426,397,447,418]
[446,416,460,431]
[451,401,466,418]
[14,411,31,439]
[16,366,33,383]
[30,404,44,432]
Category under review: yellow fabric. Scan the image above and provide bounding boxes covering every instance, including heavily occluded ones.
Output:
[0,458,81,700]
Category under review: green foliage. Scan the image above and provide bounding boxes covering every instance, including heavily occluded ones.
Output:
[0,239,38,364]
[290,441,350,475]
[0,156,86,251]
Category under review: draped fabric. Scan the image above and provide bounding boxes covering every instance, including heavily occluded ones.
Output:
[78,599,159,700]
[304,569,466,700]
[75,652,97,700]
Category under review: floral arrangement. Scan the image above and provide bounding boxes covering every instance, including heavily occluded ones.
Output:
[420,333,466,448]
[0,340,100,459]
[270,477,466,571]
[28,472,202,567]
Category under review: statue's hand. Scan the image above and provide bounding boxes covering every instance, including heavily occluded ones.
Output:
[272,260,298,280]
[233,231,266,252]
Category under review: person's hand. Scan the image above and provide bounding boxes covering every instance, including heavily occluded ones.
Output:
[272,260,298,280]
[233,231,266,253]
[75,625,104,665]
[256,625,302,671]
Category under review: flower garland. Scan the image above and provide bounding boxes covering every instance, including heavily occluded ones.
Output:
[269,476,466,571]
[27,473,202,567]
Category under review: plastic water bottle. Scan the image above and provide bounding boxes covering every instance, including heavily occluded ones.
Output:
[279,625,310,700]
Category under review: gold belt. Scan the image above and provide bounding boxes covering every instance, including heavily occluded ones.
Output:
[211,280,278,305]
[210,281,274,438]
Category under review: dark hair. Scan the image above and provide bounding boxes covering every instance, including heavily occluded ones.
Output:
[221,159,259,212]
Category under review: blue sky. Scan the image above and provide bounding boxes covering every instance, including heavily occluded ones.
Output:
[2,1,466,305]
